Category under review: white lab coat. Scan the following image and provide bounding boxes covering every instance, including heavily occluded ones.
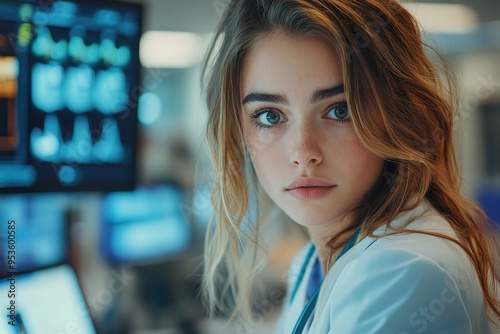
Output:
[274,200,499,333]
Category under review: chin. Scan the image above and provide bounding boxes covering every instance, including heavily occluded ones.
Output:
[280,198,352,225]
[286,211,341,228]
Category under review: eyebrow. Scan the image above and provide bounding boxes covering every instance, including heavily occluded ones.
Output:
[242,83,344,105]
[311,84,344,103]
[242,92,287,105]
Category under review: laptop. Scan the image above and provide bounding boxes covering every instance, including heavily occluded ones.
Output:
[0,264,98,334]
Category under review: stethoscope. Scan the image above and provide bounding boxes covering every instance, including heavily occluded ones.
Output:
[290,226,361,334]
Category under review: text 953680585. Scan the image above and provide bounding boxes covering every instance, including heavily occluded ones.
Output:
[5,220,17,327]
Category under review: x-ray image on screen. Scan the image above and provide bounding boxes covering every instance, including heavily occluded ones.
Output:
[0,0,142,193]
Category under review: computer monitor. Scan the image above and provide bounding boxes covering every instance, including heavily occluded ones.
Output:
[0,264,97,334]
[0,193,68,275]
[100,183,192,265]
[0,0,142,193]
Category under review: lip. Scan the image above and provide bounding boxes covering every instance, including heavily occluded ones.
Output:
[285,177,336,200]
[286,177,335,190]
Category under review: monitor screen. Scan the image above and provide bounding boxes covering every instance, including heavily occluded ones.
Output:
[0,194,68,275]
[0,264,96,334]
[0,0,142,193]
[100,183,192,265]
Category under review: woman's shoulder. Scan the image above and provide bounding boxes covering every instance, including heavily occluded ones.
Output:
[351,199,476,286]
[313,201,493,333]
[316,243,492,333]
[364,200,468,272]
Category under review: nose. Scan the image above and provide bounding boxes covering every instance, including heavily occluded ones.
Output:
[289,122,323,167]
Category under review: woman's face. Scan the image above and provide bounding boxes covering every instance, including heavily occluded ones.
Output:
[240,31,385,228]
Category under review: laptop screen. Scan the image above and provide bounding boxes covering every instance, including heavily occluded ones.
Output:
[0,264,96,334]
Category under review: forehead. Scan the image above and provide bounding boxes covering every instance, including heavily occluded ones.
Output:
[240,31,343,95]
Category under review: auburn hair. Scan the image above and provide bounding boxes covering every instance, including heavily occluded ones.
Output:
[201,0,500,326]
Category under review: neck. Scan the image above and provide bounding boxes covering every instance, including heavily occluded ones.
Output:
[307,215,358,276]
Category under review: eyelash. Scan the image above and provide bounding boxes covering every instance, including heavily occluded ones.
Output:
[249,102,350,130]
[249,109,279,130]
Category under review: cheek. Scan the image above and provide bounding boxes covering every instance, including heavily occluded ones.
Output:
[247,137,278,174]
[343,138,384,183]
[243,120,279,159]
[245,129,278,156]
[244,129,283,188]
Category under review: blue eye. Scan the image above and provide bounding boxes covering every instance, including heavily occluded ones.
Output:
[251,110,283,127]
[326,102,350,121]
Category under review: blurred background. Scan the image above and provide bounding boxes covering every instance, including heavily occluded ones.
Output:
[0,0,499,333]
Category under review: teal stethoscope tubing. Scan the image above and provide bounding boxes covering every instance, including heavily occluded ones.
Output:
[290,226,361,334]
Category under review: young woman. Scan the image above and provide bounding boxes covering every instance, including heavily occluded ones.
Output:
[201,0,500,332]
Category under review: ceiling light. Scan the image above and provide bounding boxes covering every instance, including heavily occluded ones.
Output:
[403,2,479,34]
[140,31,203,68]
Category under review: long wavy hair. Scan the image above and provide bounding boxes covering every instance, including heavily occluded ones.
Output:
[201,0,500,325]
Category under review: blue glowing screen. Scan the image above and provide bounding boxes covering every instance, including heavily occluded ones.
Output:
[0,264,96,334]
[100,184,192,264]
[0,0,142,193]
[0,194,67,275]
